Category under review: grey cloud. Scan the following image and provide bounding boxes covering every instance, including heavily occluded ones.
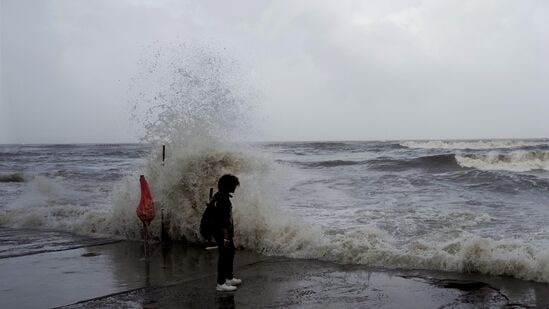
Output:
[1,0,548,143]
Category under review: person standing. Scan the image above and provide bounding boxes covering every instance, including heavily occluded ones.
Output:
[214,174,242,292]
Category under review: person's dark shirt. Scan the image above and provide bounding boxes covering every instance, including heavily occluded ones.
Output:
[214,191,234,239]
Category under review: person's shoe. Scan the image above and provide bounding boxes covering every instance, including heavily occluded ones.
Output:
[216,283,237,292]
[225,278,242,286]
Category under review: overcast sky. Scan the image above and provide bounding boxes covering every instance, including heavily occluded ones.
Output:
[1,0,548,144]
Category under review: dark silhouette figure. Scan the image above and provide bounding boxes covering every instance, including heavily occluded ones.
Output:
[213,174,242,292]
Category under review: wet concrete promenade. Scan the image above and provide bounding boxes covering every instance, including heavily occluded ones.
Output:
[1,228,548,308]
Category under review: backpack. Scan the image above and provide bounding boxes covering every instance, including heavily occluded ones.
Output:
[199,192,217,241]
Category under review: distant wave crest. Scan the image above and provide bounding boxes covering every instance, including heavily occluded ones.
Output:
[367,151,549,172]
[456,151,549,172]
[0,173,25,183]
[401,140,548,150]
[279,149,549,175]
[368,154,459,171]
[283,159,368,168]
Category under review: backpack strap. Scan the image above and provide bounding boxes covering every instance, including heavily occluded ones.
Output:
[208,191,218,207]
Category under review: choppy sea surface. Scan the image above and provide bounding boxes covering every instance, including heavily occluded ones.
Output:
[1,139,549,282]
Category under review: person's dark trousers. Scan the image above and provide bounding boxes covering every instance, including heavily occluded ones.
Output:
[216,237,235,285]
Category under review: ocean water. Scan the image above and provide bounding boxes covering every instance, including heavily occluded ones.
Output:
[2,45,548,284]
[1,139,549,283]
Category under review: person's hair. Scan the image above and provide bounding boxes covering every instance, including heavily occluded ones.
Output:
[218,174,240,192]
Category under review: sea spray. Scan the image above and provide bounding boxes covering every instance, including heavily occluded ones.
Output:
[105,43,326,257]
[130,43,255,146]
[109,43,256,238]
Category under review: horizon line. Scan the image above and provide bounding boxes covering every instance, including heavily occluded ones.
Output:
[1,136,548,146]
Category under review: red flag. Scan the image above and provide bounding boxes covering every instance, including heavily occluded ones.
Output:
[137,175,155,224]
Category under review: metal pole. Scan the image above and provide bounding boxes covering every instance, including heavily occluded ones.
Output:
[160,145,169,241]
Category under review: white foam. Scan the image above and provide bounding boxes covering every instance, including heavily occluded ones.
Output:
[456,151,549,172]
[0,176,108,231]
[401,140,547,150]
[298,228,549,283]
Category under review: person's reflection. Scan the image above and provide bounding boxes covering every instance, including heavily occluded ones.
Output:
[161,242,173,281]
[144,258,151,287]
[215,293,235,309]
[141,297,157,309]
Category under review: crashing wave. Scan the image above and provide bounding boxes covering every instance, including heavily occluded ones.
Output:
[316,229,549,283]
[88,44,323,258]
